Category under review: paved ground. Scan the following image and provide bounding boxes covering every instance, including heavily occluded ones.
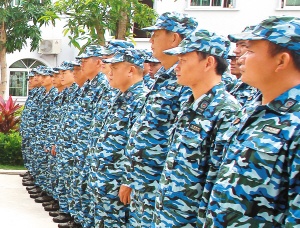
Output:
[0,172,58,228]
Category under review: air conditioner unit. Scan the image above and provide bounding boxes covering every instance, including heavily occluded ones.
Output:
[38,39,62,54]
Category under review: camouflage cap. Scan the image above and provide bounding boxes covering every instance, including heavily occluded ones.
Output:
[70,60,81,67]
[56,61,74,71]
[101,40,135,56]
[142,50,160,63]
[142,11,198,37]
[164,29,231,58]
[77,45,104,59]
[41,67,54,76]
[228,16,300,55]
[228,25,257,43]
[27,71,35,78]
[32,65,46,75]
[102,49,145,69]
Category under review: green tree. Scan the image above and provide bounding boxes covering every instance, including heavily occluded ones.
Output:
[0,0,57,95]
[46,0,157,50]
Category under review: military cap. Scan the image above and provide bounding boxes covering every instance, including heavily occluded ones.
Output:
[40,67,54,76]
[102,49,145,69]
[164,29,230,58]
[27,71,35,77]
[142,11,198,37]
[70,60,81,66]
[144,51,160,63]
[77,44,104,59]
[228,16,300,55]
[32,65,46,75]
[56,61,74,71]
[101,40,135,56]
[228,25,256,43]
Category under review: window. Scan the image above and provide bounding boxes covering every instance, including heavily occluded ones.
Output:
[281,0,300,8]
[190,0,235,8]
[9,58,45,97]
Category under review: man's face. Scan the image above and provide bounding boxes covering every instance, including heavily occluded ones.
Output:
[28,77,34,89]
[239,40,277,89]
[101,55,114,76]
[60,70,74,86]
[81,57,99,79]
[150,30,175,61]
[229,56,242,78]
[41,75,53,87]
[108,62,131,91]
[34,74,43,86]
[175,51,205,87]
[52,73,63,88]
[149,62,162,78]
[234,40,248,57]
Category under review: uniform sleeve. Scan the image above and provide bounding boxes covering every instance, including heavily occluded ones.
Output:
[286,133,300,226]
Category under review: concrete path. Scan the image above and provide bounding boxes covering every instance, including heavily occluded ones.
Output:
[0,173,58,228]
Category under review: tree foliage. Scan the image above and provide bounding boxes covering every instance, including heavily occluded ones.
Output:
[0,0,56,53]
[44,0,157,50]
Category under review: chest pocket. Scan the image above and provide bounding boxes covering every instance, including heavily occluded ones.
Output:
[176,124,210,170]
[232,135,284,185]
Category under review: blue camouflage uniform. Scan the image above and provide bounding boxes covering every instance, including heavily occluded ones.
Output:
[82,40,135,227]
[34,68,58,191]
[152,29,241,227]
[20,71,37,172]
[88,49,147,228]
[121,12,198,227]
[204,16,300,227]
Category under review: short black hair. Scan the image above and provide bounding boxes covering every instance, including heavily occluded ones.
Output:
[268,42,300,72]
[197,52,228,75]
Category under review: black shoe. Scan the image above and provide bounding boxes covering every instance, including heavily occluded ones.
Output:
[26,185,37,190]
[44,203,59,211]
[35,195,53,203]
[19,172,29,177]
[28,188,42,194]
[42,200,56,207]
[53,213,72,223]
[22,181,35,186]
[58,221,82,228]
[22,176,33,181]
[30,193,42,199]
[49,211,60,217]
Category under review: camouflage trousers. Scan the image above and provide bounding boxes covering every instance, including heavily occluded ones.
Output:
[34,146,49,190]
[55,146,73,214]
[128,190,156,228]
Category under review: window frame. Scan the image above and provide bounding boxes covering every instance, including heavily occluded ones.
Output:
[187,0,236,9]
[281,0,300,9]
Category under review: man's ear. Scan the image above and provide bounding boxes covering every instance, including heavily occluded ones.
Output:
[171,32,182,48]
[275,52,290,73]
[204,56,216,72]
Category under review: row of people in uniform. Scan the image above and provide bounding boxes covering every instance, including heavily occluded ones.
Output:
[19,11,300,228]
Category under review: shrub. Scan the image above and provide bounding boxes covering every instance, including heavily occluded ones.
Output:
[0,96,22,133]
[0,132,23,165]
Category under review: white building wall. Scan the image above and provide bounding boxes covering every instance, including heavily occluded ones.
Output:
[5,0,300,102]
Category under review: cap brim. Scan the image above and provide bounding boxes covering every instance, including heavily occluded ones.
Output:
[164,47,192,55]
[102,57,123,64]
[142,25,162,32]
[228,32,264,42]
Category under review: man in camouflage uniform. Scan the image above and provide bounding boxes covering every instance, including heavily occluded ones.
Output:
[32,67,58,203]
[89,49,147,228]
[143,50,162,90]
[81,40,134,228]
[204,16,300,227]
[20,71,38,179]
[118,12,198,227]
[22,66,46,188]
[151,29,241,227]
[228,25,260,106]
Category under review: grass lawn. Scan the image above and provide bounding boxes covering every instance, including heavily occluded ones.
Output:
[0,164,26,170]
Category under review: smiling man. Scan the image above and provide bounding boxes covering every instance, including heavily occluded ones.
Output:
[204,16,300,227]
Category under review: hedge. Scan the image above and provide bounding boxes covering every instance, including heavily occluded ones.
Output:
[0,132,23,165]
